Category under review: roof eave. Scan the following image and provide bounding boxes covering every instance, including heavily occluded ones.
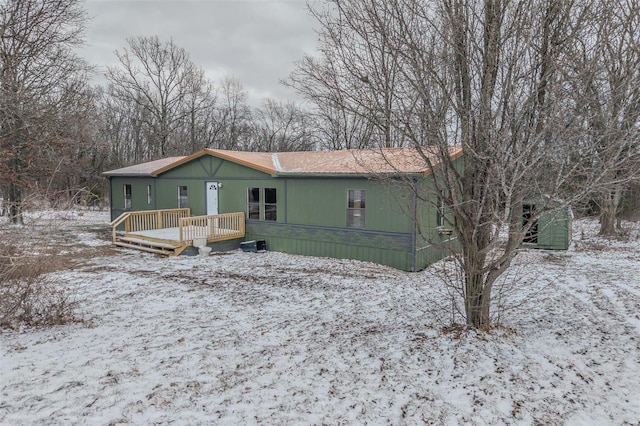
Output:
[102,172,154,177]
[273,171,427,178]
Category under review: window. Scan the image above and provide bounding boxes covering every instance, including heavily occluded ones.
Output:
[347,189,366,228]
[146,185,152,205]
[247,187,277,221]
[124,184,132,209]
[264,188,277,221]
[177,186,188,208]
[247,187,260,219]
[436,198,446,227]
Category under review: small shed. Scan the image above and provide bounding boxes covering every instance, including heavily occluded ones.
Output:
[522,201,573,250]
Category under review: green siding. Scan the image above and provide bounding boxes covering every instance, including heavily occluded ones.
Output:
[525,207,572,250]
[246,222,413,271]
[410,177,461,271]
[109,177,156,220]
[285,178,413,233]
[159,156,272,180]
[155,179,204,215]
[217,180,286,219]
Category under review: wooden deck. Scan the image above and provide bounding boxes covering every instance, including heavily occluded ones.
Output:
[110,209,245,256]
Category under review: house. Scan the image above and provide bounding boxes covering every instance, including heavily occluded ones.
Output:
[103,147,571,271]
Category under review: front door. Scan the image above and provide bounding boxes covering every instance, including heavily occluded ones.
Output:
[206,182,219,216]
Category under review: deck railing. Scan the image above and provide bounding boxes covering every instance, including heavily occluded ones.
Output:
[111,209,245,248]
[179,212,245,245]
[126,208,191,232]
[110,208,191,244]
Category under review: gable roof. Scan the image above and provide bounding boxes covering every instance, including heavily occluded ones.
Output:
[103,146,463,177]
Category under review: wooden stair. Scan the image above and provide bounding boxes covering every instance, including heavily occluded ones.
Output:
[115,236,186,256]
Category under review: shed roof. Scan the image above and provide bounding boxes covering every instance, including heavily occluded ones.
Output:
[103,146,463,177]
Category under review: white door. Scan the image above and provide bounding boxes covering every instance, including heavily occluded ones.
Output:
[206,182,219,215]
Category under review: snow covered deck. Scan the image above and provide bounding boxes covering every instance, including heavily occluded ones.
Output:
[130,225,243,244]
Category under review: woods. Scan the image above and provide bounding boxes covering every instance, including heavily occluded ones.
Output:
[1,0,639,330]
[0,0,92,224]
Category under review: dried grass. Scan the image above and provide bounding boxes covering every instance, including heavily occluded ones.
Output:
[0,224,79,329]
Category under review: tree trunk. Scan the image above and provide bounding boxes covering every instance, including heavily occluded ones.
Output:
[7,182,23,225]
[599,187,622,236]
[461,216,492,329]
[465,265,491,329]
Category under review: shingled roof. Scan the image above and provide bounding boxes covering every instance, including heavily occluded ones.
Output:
[103,146,463,177]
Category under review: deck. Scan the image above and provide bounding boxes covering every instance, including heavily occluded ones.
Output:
[110,209,245,256]
[129,225,242,243]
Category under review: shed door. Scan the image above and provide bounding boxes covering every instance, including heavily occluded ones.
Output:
[523,203,538,244]
[206,182,219,215]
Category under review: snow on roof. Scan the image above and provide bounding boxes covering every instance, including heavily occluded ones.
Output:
[102,146,463,177]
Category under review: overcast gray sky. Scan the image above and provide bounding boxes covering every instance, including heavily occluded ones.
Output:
[79,0,320,105]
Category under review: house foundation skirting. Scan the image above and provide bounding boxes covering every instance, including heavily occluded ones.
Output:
[245,221,414,271]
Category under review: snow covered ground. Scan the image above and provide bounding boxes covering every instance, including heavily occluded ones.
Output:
[1,211,639,425]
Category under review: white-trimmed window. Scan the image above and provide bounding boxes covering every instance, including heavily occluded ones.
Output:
[146,185,152,205]
[124,184,132,209]
[347,189,366,228]
[177,186,188,208]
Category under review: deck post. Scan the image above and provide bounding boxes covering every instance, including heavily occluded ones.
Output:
[157,211,163,229]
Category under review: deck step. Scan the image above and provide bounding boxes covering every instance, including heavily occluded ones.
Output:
[114,241,178,255]
[118,236,180,250]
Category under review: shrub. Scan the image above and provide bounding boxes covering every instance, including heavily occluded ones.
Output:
[0,234,77,329]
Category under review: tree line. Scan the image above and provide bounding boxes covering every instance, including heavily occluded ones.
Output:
[101,35,320,165]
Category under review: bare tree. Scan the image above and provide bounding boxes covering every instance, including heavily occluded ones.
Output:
[249,98,315,152]
[566,0,640,235]
[105,36,215,159]
[0,0,91,224]
[296,0,640,329]
[287,9,406,150]
[179,77,219,153]
[288,53,376,150]
[313,102,375,150]
[40,86,109,206]
[212,75,252,150]
[99,86,151,166]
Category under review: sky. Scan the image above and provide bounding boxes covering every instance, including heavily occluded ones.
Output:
[79,0,321,105]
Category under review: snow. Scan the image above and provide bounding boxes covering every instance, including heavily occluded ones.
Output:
[1,211,640,424]
[132,225,238,241]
